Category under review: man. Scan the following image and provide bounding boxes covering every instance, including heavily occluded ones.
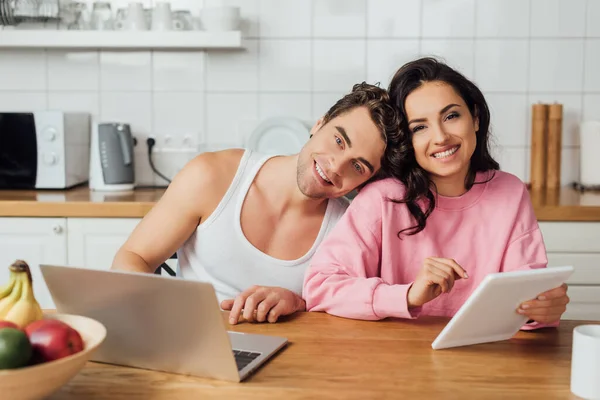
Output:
[111,82,402,324]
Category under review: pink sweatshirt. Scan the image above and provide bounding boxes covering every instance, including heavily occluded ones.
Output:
[304,170,557,330]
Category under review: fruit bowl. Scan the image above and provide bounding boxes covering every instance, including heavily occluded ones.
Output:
[0,313,107,400]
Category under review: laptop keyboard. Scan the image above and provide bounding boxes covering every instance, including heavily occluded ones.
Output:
[233,349,261,371]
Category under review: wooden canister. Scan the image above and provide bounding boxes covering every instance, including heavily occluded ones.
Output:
[530,103,549,190]
[546,103,563,189]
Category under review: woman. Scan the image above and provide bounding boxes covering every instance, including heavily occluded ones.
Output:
[302,57,569,328]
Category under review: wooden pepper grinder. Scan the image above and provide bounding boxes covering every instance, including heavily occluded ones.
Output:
[530,103,549,190]
[546,103,563,190]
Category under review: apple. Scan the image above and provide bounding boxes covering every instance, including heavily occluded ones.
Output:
[25,319,84,363]
[0,321,20,330]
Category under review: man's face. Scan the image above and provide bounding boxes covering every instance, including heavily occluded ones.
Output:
[296,106,386,199]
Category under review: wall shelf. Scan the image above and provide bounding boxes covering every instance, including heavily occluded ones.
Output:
[0,30,243,50]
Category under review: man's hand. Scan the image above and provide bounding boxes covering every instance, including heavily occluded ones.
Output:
[518,283,569,324]
[221,286,306,324]
[407,257,468,308]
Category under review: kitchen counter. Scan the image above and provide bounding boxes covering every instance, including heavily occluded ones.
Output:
[530,187,600,221]
[0,185,599,221]
[47,311,595,399]
[0,185,166,218]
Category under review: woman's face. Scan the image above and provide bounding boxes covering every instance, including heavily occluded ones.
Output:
[405,81,478,186]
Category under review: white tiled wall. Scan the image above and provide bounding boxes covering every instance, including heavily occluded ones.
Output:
[1,0,599,186]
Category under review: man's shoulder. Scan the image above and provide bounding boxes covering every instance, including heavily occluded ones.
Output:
[180,148,245,187]
[354,177,406,205]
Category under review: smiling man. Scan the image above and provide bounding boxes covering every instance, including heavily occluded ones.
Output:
[110,82,402,324]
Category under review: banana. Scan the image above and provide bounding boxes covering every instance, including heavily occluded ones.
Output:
[0,260,44,328]
[0,272,16,300]
[0,274,22,319]
[4,276,43,328]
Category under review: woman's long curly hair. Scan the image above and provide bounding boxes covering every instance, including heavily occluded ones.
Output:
[387,57,500,237]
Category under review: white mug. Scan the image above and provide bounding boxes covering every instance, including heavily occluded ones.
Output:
[122,2,147,30]
[571,324,600,399]
[151,1,183,31]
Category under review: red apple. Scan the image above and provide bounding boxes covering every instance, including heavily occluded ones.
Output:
[25,319,84,363]
[0,321,20,330]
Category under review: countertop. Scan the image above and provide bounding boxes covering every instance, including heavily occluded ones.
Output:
[47,311,595,399]
[0,185,165,218]
[0,185,600,221]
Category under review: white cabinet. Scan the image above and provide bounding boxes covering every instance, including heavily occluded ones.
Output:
[539,222,600,321]
[67,218,142,270]
[66,218,178,272]
[0,217,179,309]
[0,218,68,309]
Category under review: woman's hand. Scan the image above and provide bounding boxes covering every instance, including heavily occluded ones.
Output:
[407,257,469,308]
[517,283,569,324]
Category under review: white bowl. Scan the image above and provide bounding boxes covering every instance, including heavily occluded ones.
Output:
[0,313,107,400]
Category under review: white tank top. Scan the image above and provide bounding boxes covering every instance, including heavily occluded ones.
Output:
[176,150,349,304]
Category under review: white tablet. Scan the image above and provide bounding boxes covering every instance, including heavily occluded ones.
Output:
[431,266,574,350]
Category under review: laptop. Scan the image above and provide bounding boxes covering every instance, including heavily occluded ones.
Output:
[39,264,288,382]
[431,265,574,350]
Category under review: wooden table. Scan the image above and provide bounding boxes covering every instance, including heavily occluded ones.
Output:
[48,312,596,400]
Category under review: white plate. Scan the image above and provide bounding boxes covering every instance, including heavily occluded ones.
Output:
[246,117,309,156]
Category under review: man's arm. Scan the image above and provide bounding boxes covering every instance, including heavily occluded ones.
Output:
[111,151,234,274]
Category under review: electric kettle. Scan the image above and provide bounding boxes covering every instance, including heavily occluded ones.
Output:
[89,122,136,191]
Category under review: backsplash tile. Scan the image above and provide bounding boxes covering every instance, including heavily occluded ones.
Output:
[474,39,529,92]
[258,40,311,92]
[583,95,600,121]
[206,39,258,92]
[587,0,600,37]
[0,50,46,91]
[367,40,420,88]
[561,147,581,185]
[528,40,584,93]
[2,1,598,186]
[259,93,312,120]
[486,94,528,147]
[47,51,99,91]
[422,0,475,38]
[584,40,600,92]
[530,0,587,38]
[206,93,259,147]
[0,92,47,111]
[313,0,366,38]
[313,40,366,92]
[259,0,311,37]
[99,52,152,91]
[475,0,530,38]
[152,52,205,92]
[367,0,420,38]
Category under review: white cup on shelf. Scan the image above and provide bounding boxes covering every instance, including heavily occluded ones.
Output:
[571,324,600,399]
[151,2,183,31]
[115,2,147,30]
[199,6,240,31]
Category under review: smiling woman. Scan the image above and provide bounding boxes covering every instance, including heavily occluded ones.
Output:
[387,57,500,236]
